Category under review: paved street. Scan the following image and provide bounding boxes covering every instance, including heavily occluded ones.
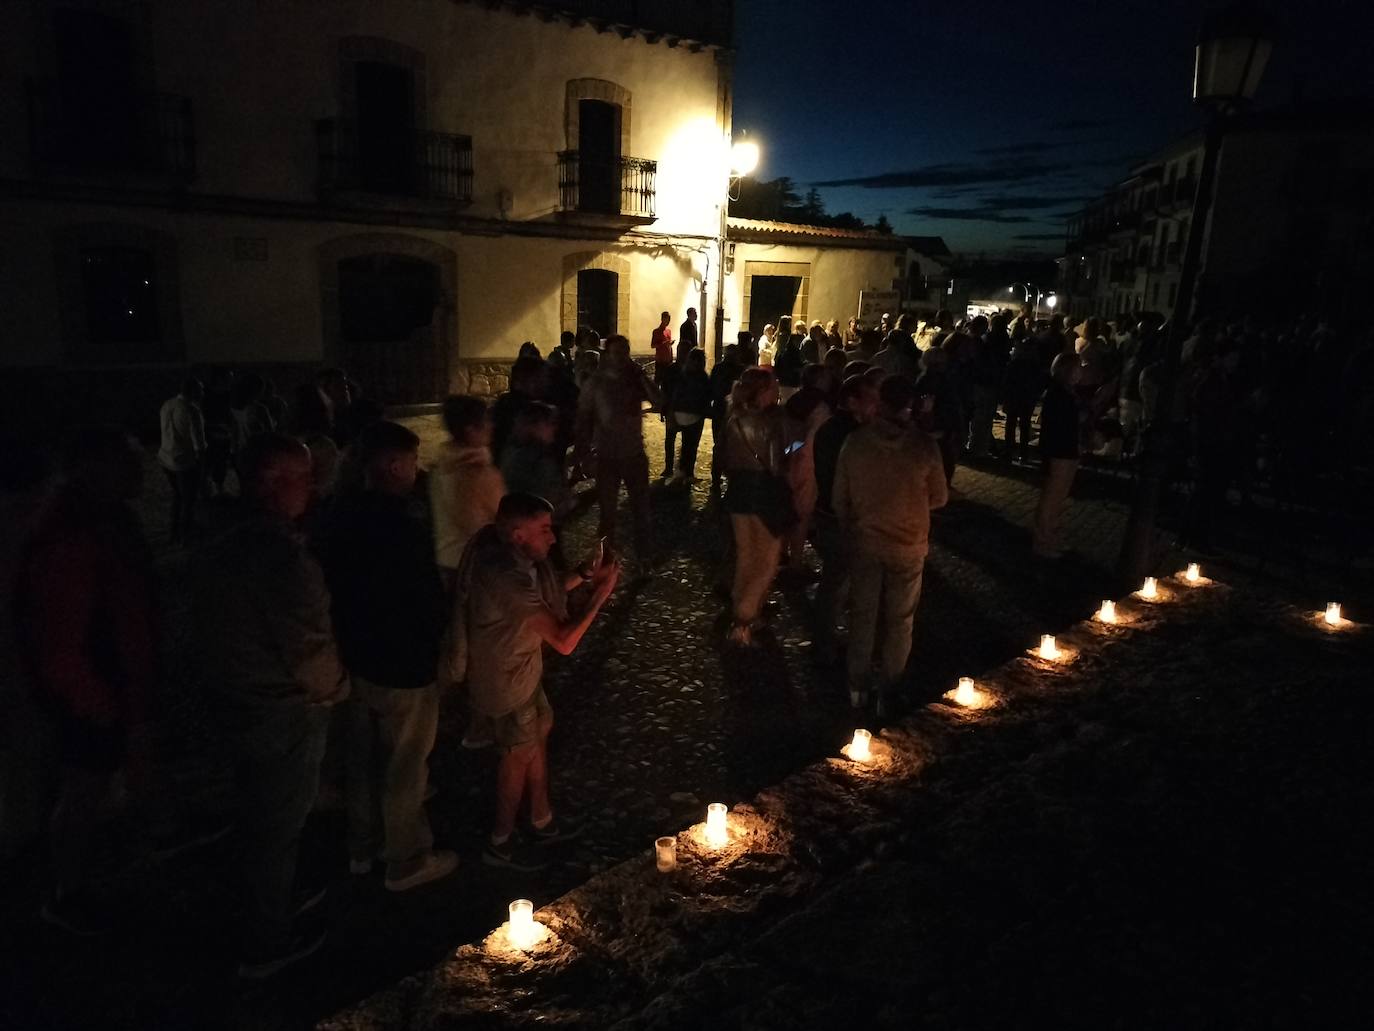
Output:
[1,415,1363,1031]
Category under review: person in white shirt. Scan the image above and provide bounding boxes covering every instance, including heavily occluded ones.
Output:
[157,378,207,544]
[757,324,777,367]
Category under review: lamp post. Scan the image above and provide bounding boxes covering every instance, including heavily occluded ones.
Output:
[714,137,759,363]
[1116,3,1272,587]
[1009,281,1044,320]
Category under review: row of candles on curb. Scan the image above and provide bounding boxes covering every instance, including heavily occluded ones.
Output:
[502,564,1348,952]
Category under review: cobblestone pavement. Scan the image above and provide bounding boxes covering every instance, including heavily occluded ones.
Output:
[1,415,1364,1031]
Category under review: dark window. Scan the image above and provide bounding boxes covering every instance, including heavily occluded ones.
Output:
[53,8,139,168]
[355,61,415,194]
[80,246,160,345]
[577,99,622,214]
[576,268,618,337]
[1168,282,1178,308]
[339,254,438,342]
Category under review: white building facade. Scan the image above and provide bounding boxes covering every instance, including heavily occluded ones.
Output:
[0,0,735,413]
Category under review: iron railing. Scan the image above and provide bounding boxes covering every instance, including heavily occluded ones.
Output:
[316,119,473,202]
[27,78,195,179]
[557,151,656,218]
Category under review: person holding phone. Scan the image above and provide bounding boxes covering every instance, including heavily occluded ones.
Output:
[452,494,619,871]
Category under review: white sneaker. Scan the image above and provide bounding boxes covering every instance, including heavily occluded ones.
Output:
[384,850,459,892]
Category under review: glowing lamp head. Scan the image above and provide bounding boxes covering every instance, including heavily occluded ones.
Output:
[730,140,760,177]
[507,899,539,951]
[1325,602,1342,626]
[1186,563,1201,583]
[1039,634,1061,660]
[1098,599,1117,623]
[705,802,728,846]
[848,728,872,761]
[954,676,978,706]
[1140,576,1158,599]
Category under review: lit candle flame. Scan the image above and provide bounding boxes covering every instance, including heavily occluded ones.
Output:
[848,728,872,761]
[1039,634,1060,660]
[705,803,728,847]
[954,676,978,706]
[1325,602,1342,626]
[1186,563,1200,583]
[1140,576,1158,599]
[1097,599,1116,623]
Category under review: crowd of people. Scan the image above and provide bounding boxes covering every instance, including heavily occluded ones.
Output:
[3,298,1368,985]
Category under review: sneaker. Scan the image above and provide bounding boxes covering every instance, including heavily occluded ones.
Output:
[348,857,374,876]
[528,814,582,847]
[292,884,328,918]
[40,894,110,937]
[237,929,327,980]
[384,850,459,892]
[461,731,493,750]
[146,816,234,862]
[482,837,549,872]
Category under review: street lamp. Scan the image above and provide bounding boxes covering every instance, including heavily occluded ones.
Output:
[730,140,760,178]
[1116,2,1272,586]
[715,134,761,361]
[1010,281,1044,320]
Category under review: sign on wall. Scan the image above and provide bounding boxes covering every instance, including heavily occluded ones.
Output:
[858,289,900,326]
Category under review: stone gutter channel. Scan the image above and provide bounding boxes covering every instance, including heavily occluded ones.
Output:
[318,574,1355,1030]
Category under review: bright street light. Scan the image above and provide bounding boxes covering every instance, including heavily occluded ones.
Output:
[730,139,760,177]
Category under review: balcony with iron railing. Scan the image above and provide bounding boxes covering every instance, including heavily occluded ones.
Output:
[557,152,657,222]
[316,120,473,204]
[26,78,195,180]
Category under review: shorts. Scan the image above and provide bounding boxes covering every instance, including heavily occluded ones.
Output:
[470,689,552,752]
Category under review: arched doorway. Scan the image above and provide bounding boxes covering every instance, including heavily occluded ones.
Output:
[320,235,456,404]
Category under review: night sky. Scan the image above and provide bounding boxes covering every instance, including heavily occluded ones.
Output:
[733,0,1374,256]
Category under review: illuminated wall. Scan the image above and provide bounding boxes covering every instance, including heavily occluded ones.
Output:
[0,0,727,385]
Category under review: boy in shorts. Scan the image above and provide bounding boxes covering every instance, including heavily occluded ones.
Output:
[456,493,619,870]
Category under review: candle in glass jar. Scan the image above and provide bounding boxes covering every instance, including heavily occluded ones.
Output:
[1140,576,1158,599]
[1325,602,1342,626]
[1097,599,1116,623]
[705,803,728,846]
[654,836,677,872]
[1039,634,1060,660]
[954,676,978,706]
[1185,563,1201,583]
[507,899,537,950]
[848,728,872,761]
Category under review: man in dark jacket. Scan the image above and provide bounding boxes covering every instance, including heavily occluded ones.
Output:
[196,433,349,977]
[319,421,455,893]
[1032,353,1083,558]
[677,307,699,364]
[811,376,879,664]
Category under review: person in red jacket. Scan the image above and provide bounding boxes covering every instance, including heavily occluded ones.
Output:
[20,425,155,935]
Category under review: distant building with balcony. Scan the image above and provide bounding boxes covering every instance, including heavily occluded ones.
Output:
[1058,104,1374,327]
[0,0,735,413]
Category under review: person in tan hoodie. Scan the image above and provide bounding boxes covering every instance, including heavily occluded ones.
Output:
[429,396,506,592]
[834,374,948,713]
